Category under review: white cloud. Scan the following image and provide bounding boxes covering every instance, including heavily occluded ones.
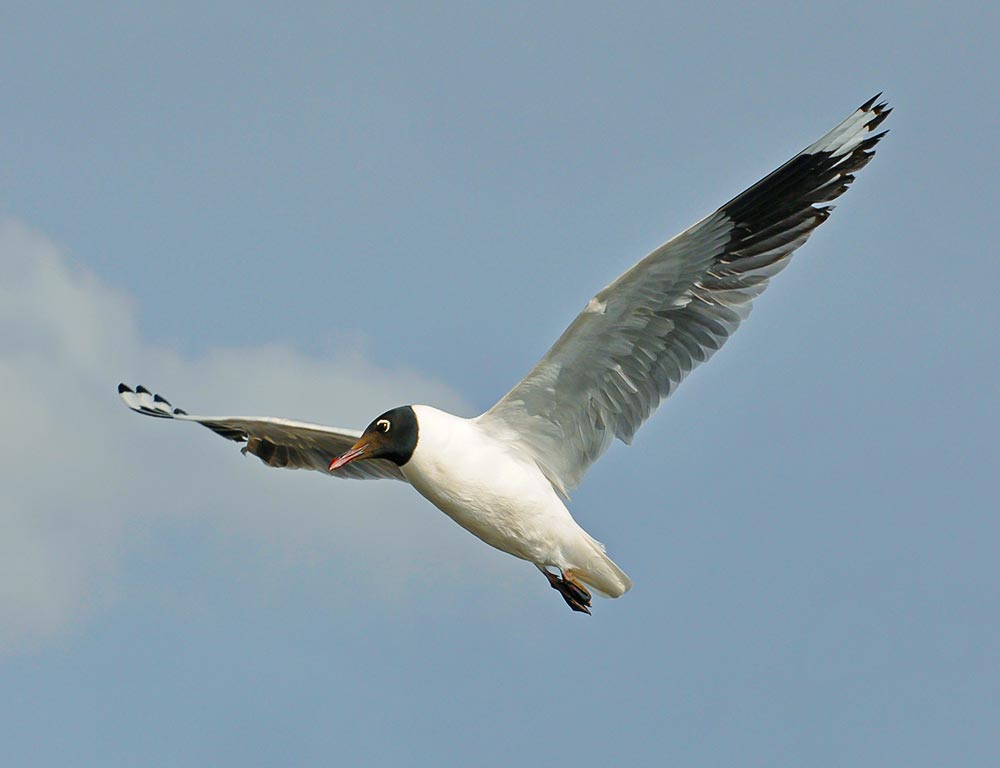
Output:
[0,219,513,654]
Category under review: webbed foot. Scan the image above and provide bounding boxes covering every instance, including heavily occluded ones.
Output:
[542,568,592,614]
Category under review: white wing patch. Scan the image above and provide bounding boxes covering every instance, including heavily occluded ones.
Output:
[585,297,607,314]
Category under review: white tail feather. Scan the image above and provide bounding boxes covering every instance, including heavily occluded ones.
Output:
[576,538,632,598]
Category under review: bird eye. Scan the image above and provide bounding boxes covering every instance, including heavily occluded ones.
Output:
[376,419,391,433]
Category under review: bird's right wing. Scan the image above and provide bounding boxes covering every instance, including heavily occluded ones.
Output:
[118,384,406,481]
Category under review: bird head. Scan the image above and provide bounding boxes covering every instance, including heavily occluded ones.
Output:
[328,406,419,470]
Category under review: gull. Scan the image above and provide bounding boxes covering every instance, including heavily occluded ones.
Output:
[120,95,889,614]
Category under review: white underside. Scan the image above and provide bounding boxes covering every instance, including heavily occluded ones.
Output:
[402,406,631,597]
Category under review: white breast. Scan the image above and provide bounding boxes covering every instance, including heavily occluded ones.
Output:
[401,405,582,564]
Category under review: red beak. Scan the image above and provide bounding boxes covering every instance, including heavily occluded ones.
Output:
[328,443,367,472]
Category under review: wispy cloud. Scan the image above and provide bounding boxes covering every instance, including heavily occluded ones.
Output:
[0,219,495,653]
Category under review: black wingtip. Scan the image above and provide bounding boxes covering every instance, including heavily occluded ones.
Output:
[868,107,892,132]
[860,92,883,111]
[173,408,188,416]
[136,385,152,395]
[118,383,132,394]
[153,393,172,406]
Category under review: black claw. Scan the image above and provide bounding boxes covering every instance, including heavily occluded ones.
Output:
[567,598,592,615]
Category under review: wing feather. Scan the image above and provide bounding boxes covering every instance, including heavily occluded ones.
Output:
[118,384,405,481]
[479,96,890,496]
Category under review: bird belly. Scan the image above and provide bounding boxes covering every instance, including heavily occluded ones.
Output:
[401,433,578,564]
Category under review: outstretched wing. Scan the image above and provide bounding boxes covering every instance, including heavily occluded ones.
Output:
[479,95,890,497]
[118,384,406,481]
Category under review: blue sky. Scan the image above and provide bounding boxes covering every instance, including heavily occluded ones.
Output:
[2,2,998,766]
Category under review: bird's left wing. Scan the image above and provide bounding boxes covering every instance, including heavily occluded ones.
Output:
[478,95,890,497]
[118,384,406,481]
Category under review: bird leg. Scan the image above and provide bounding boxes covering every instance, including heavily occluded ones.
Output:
[542,567,592,615]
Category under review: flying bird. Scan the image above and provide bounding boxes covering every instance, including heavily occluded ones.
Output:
[120,95,890,614]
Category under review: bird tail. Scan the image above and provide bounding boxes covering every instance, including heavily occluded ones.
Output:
[575,536,632,598]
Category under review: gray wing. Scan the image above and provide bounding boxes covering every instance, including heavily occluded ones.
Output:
[479,95,890,497]
[118,384,406,481]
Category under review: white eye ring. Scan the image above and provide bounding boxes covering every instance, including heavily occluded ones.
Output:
[376,419,391,433]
